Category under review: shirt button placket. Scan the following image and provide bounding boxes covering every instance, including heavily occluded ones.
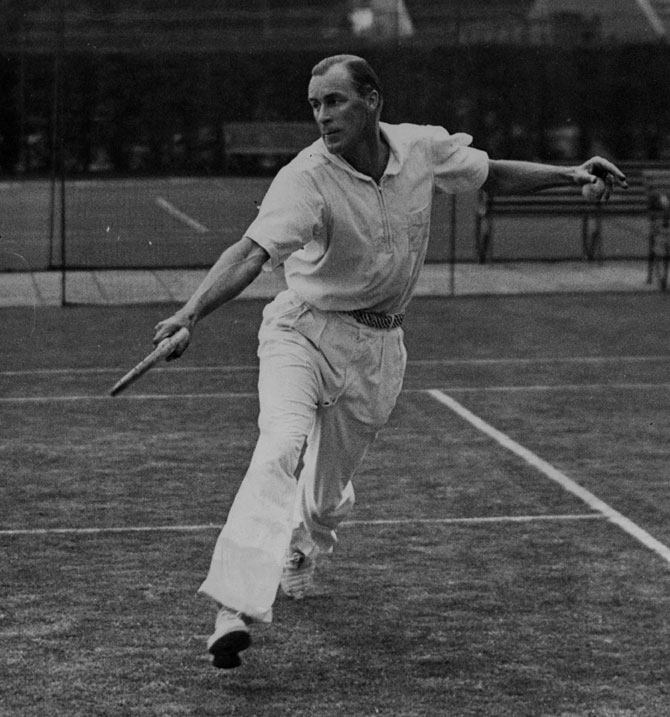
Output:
[376,183,392,251]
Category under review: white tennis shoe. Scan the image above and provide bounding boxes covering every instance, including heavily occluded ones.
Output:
[207,605,251,669]
[280,549,316,599]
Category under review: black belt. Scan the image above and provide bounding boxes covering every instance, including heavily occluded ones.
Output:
[345,309,404,330]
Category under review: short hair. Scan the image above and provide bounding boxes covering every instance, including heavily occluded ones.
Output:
[311,55,383,100]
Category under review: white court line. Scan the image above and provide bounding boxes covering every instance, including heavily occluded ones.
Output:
[3,354,669,377]
[427,389,670,566]
[0,514,603,537]
[0,366,258,377]
[155,196,209,234]
[438,383,670,393]
[0,393,259,403]
[3,382,670,404]
[0,524,221,536]
[410,355,670,367]
[341,514,603,526]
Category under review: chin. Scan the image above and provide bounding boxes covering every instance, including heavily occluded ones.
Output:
[323,133,349,154]
[323,138,342,154]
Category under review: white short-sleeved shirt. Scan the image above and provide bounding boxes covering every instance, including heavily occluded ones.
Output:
[244,122,489,314]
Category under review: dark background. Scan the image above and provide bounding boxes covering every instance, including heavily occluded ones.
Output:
[1,0,670,177]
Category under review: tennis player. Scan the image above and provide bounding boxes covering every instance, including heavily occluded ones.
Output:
[153,54,628,669]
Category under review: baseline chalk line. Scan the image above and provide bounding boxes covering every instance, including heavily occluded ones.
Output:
[427,389,670,566]
[0,393,258,403]
[4,354,670,380]
[0,524,221,536]
[155,197,209,234]
[341,514,603,527]
[0,514,603,537]
[4,354,670,378]
[4,383,670,404]
[411,355,670,368]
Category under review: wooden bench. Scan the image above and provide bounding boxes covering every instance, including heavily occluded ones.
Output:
[475,166,670,290]
[222,121,319,172]
[474,178,649,265]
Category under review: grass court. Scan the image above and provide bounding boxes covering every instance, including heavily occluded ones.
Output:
[0,177,650,273]
[2,291,670,716]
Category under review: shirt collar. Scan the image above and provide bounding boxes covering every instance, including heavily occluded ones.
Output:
[317,121,402,180]
[380,122,402,176]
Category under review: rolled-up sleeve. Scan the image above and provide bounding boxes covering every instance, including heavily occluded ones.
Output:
[244,167,325,269]
[429,127,489,194]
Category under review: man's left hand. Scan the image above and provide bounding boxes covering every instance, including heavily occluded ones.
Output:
[575,156,628,202]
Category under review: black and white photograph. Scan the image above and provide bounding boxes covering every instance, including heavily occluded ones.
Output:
[2,2,670,715]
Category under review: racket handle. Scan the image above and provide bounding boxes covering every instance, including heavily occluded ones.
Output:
[109,327,190,396]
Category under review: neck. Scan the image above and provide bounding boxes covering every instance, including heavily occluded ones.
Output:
[342,127,389,183]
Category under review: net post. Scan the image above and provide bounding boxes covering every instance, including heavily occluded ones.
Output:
[52,0,66,306]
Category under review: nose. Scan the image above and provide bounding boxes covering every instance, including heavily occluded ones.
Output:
[315,105,331,127]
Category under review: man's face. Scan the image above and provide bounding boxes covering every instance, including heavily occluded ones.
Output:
[308,64,375,156]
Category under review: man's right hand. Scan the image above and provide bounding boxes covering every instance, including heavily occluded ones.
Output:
[153,313,193,360]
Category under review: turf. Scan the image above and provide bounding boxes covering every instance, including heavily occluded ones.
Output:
[2,293,670,716]
[0,178,650,271]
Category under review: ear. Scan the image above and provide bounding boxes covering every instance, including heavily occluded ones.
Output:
[366,89,381,113]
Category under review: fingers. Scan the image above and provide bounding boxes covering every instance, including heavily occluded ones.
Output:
[577,156,628,204]
[168,327,192,361]
[585,156,628,188]
[152,320,173,346]
[152,318,192,360]
[604,173,614,200]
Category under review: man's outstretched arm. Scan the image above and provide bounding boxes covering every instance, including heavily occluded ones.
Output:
[152,236,270,358]
[483,156,628,197]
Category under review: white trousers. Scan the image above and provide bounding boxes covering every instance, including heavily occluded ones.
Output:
[198,290,407,622]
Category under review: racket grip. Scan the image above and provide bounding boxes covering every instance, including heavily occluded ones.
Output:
[109,326,190,396]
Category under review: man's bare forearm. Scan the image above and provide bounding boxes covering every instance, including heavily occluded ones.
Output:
[152,236,270,353]
[484,159,574,195]
[180,237,269,324]
[483,157,628,196]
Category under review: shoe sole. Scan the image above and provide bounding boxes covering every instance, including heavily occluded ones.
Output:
[209,630,251,670]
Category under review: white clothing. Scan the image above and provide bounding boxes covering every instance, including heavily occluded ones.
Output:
[199,123,489,621]
[198,291,406,621]
[245,123,489,314]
